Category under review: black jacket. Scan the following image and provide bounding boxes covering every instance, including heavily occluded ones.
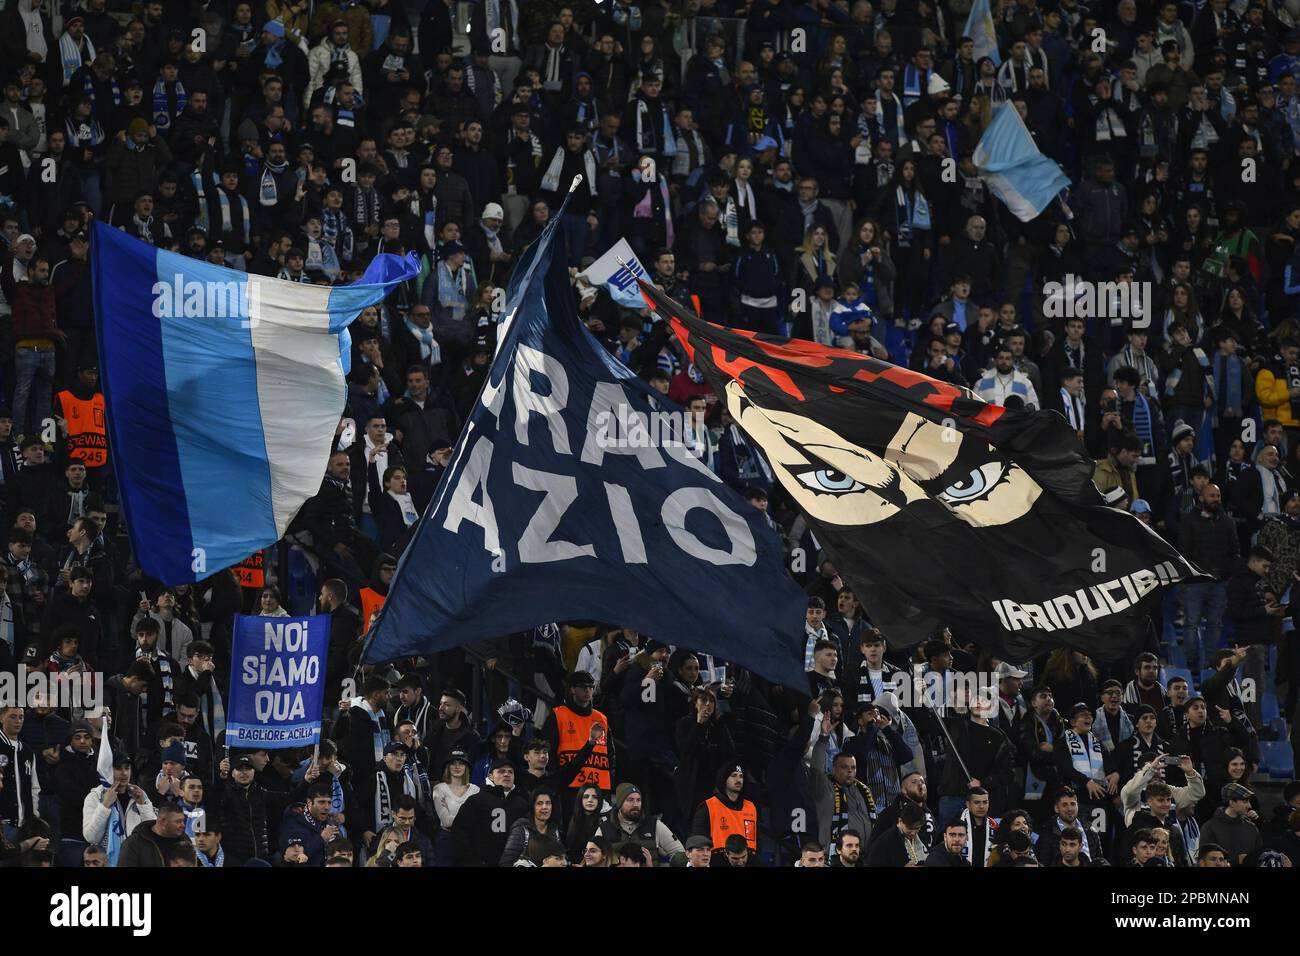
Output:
[674,714,737,820]
[1225,565,1275,645]
[451,782,531,865]
[937,718,1016,814]
[864,823,921,866]
[1178,508,1240,579]
[325,603,363,705]
[210,775,294,865]
[54,745,100,839]
[923,846,970,866]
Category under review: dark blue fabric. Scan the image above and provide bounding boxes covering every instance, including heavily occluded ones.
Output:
[92,219,196,577]
[364,196,807,686]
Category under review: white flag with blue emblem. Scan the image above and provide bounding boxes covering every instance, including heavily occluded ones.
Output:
[973,104,1070,222]
[578,238,650,309]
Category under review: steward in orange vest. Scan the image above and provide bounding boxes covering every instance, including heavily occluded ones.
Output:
[691,764,758,852]
[358,555,396,632]
[56,369,108,470]
[540,671,614,801]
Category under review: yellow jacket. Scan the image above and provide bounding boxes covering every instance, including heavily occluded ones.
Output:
[1255,366,1298,428]
[1094,455,1139,504]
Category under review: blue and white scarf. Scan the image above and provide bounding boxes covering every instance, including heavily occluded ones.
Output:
[1064,728,1105,781]
[403,317,441,365]
[902,65,928,107]
[106,795,126,866]
[81,70,121,120]
[1130,393,1154,462]
[264,38,286,69]
[197,845,225,867]
[259,160,287,206]
[484,0,519,47]
[895,186,930,247]
[1024,712,1056,798]
[436,260,471,321]
[136,646,177,714]
[357,699,391,763]
[1093,705,1135,753]
[61,32,94,86]
[1214,351,1244,419]
[321,207,354,261]
[151,77,186,131]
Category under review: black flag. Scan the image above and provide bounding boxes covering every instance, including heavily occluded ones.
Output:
[638,281,1208,663]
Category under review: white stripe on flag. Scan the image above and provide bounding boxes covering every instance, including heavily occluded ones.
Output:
[246,276,348,535]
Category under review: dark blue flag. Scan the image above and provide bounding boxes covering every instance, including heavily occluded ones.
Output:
[363,185,807,686]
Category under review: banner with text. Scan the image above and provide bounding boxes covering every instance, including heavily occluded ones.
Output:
[226,614,329,748]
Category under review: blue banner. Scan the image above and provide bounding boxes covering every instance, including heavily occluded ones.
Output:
[363,186,808,687]
[227,614,330,748]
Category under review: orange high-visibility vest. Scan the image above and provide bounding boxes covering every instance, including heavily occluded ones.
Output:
[553,704,611,789]
[233,552,265,589]
[359,587,386,633]
[705,796,758,851]
[57,390,108,467]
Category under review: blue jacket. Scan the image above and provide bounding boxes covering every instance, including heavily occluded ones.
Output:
[279,802,331,866]
[734,246,783,301]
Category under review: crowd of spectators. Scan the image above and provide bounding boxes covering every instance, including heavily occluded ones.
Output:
[0,0,1297,868]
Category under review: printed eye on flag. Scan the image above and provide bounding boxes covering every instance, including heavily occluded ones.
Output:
[638,280,1209,664]
[973,103,1070,222]
[92,220,421,584]
[364,182,808,687]
[578,238,651,309]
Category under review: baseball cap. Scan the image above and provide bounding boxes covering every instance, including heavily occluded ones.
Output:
[232,755,255,770]
[995,662,1029,679]
[382,740,411,756]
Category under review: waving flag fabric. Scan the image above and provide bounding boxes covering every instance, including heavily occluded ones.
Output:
[639,280,1208,663]
[364,184,808,687]
[92,221,421,584]
[964,0,1002,66]
[973,103,1070,222]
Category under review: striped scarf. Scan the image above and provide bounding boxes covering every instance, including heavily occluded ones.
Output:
[152,77,186,131]
[321,207,354,261]
[61,33,94,86]
[81,71,121,120]
[1130,393,1154,452]
[828,776,875,855]
[136,646,176,715]
[1214,351,1244,418]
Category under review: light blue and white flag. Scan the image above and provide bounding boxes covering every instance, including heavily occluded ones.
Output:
[964,0,1002,66]
[97,715,126,866]
[91,221,421,584]
[578,238,650,308]
[972,103,1070,222]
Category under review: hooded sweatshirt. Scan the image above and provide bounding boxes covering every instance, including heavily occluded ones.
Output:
[1198,807,1263,864]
